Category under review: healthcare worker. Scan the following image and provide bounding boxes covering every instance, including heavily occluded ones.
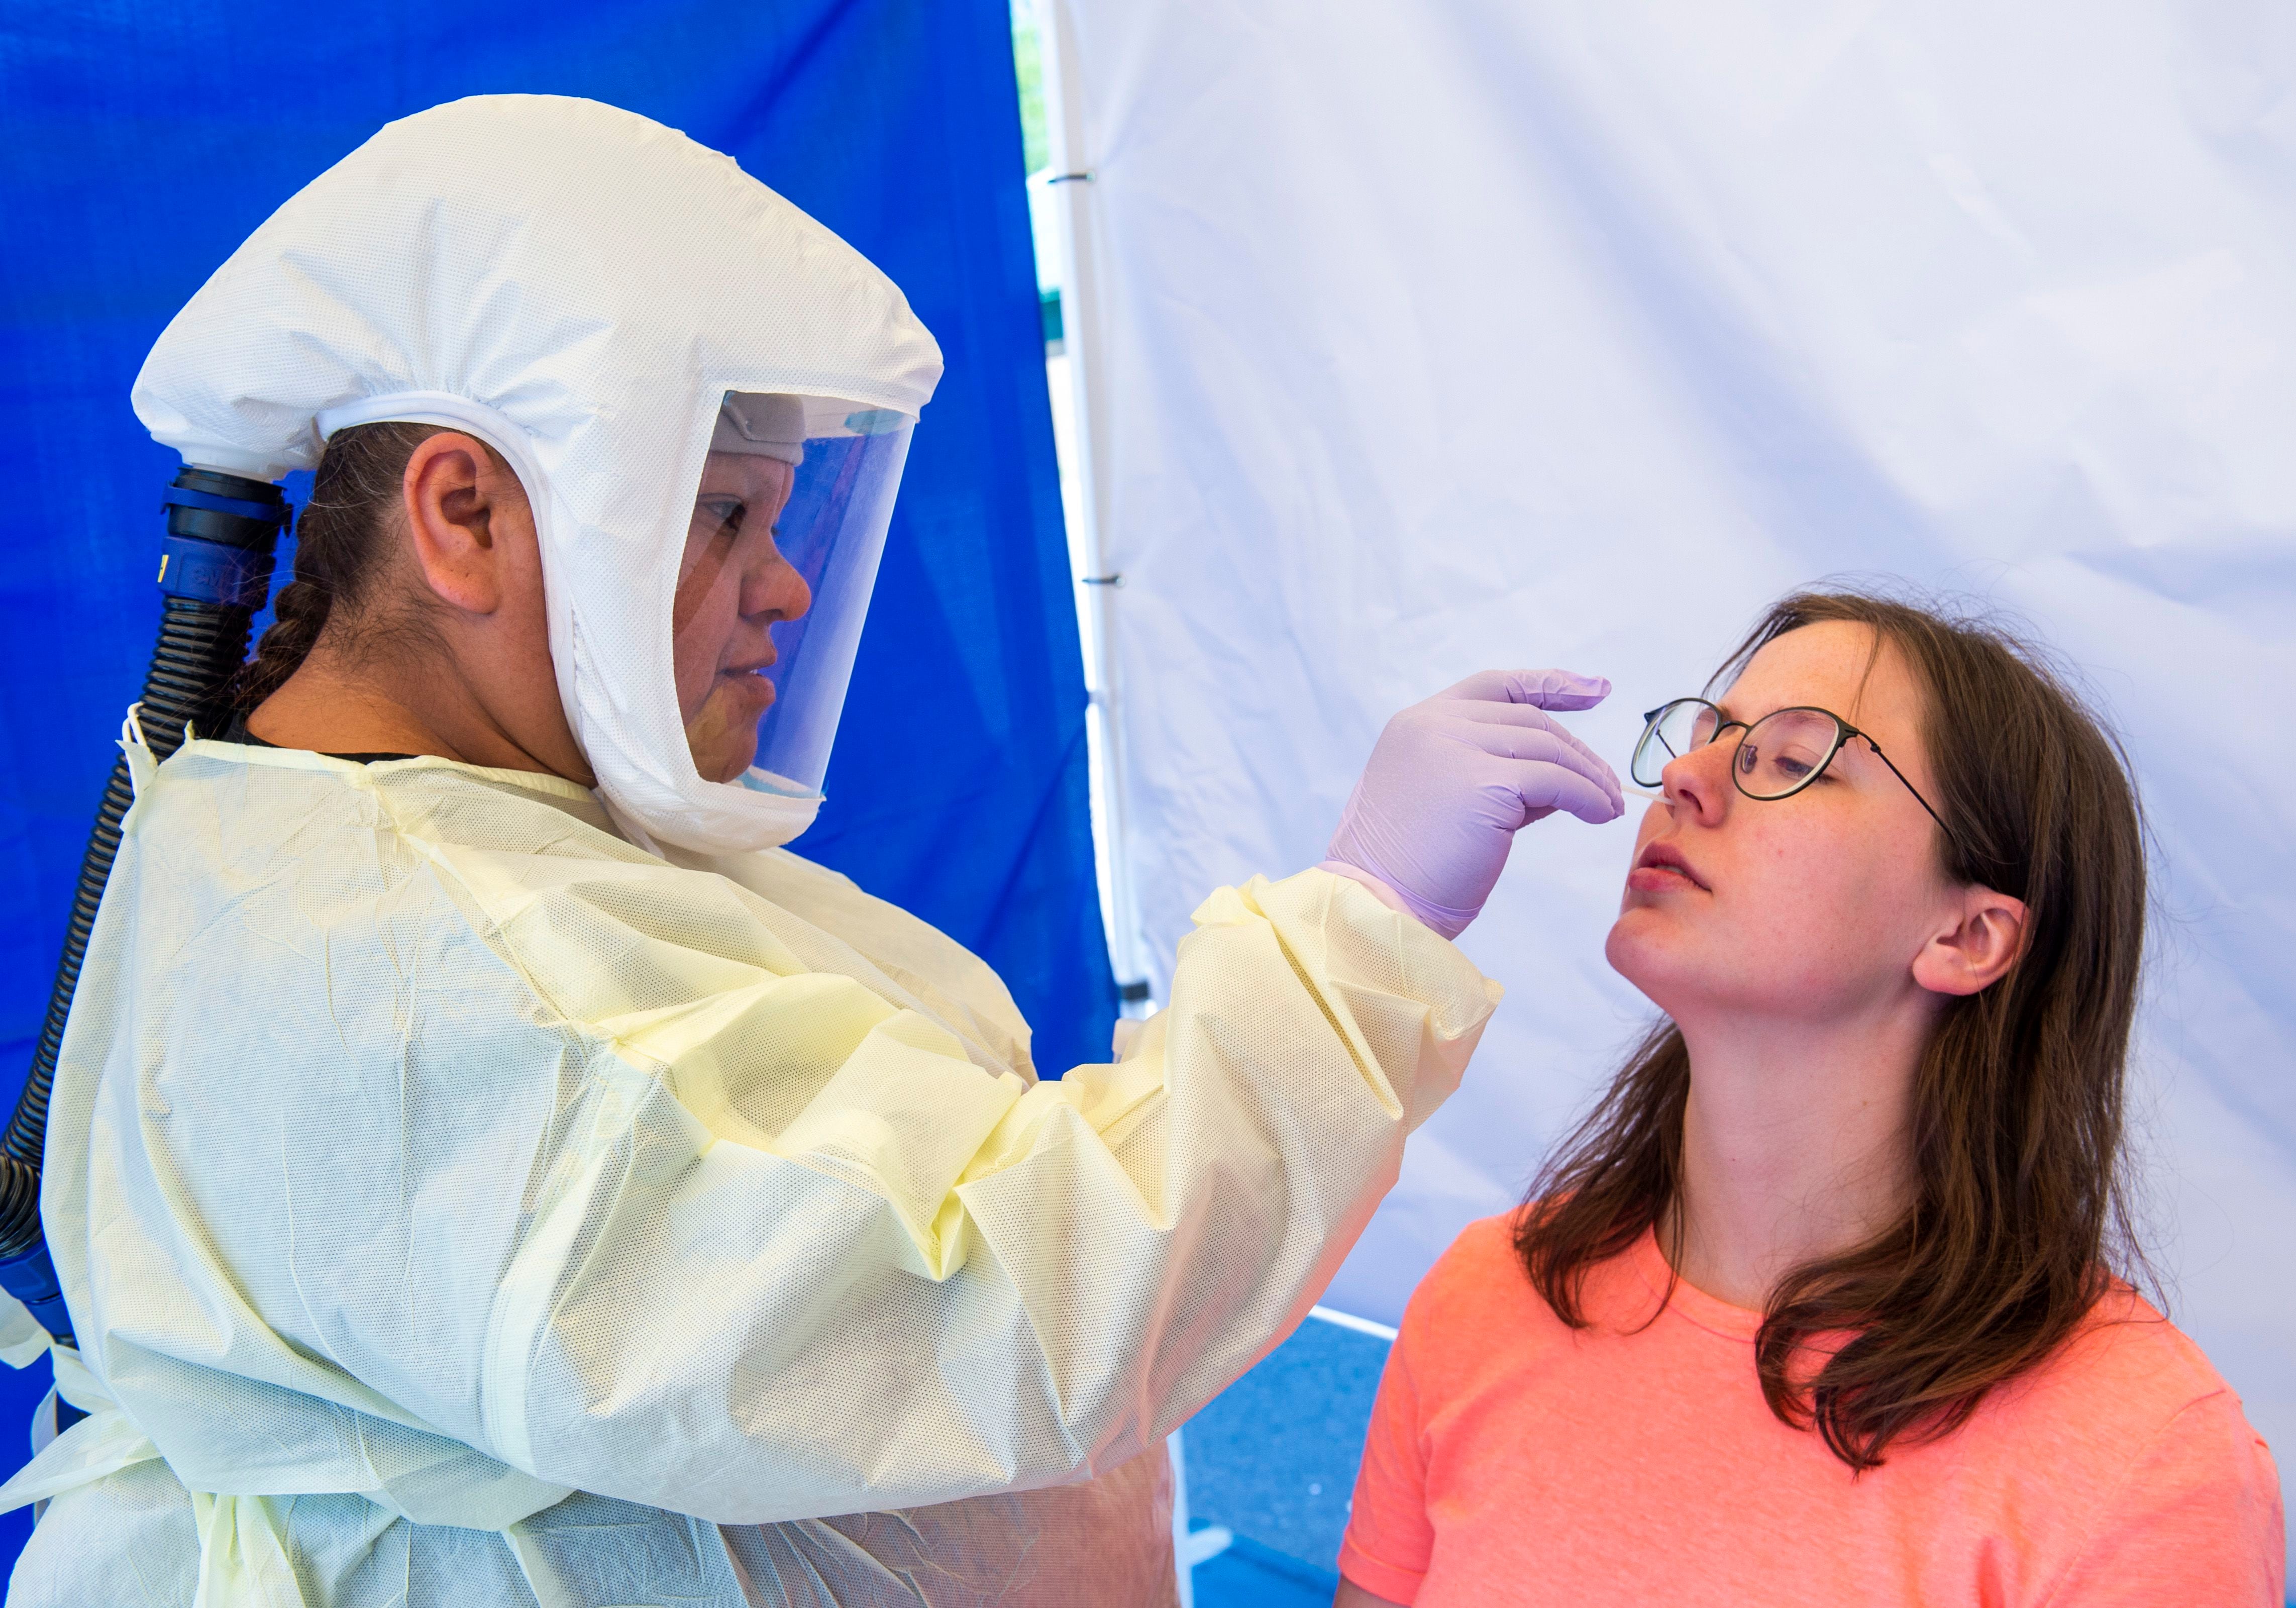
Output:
[0,95,1622,1606]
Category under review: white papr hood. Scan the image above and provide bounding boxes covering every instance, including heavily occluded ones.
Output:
[130,93,944,852]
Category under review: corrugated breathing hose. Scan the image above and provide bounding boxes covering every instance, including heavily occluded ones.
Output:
[0,467,287,1352]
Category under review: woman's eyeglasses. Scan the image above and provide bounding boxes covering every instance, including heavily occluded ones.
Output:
[1629,697,1957,846]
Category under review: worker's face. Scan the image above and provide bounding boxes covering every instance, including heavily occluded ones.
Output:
[674,452,809,783]
[1606,622,1962,1028]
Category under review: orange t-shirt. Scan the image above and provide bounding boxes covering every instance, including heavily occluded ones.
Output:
[1340,1215,2284,1606]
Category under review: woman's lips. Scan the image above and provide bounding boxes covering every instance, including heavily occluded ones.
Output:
[717,667,776,715]
[1627,841,1708,893]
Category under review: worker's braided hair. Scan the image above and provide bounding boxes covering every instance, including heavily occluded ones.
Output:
[230,422,444,711]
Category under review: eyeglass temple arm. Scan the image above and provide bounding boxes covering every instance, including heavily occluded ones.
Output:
[1855,733,1958,845]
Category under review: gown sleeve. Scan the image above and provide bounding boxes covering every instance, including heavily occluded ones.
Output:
[472,861,1497,1523]
[54,756,1498,1528]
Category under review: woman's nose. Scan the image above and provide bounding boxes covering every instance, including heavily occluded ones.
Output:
[744,553,811,623]
[1661,737,1732,825]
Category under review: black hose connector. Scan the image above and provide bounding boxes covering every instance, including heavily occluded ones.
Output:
[0,468,287,1346]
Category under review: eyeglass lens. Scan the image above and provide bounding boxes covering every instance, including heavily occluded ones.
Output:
[1631,699,1716,787]
[1632,700,1846,799]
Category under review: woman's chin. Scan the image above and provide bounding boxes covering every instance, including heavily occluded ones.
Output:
[1604,911,1685,997]
[687,724,761,783]
[692,745,759,784]
[684,688,765,783]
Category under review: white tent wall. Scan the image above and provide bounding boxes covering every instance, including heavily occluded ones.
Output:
[1051,0,2295,1559]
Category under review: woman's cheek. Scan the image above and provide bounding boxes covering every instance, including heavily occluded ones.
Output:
[670,598,732,721]
[1747,824,1885,986]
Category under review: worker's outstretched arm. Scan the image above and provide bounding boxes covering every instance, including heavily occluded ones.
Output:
[50,674,1618,1527]
[481,668,1623,1520]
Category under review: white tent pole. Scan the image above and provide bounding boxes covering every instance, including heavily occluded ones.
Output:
[1039,0,1154,1014]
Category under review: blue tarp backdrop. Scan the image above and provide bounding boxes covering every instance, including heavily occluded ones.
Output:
[0,0,1112,1568]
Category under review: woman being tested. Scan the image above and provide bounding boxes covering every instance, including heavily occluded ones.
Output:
[1,97,1627,1605]
[1335,590,2284,1606]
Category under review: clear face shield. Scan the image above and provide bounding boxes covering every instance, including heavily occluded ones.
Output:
[675,392,913,797]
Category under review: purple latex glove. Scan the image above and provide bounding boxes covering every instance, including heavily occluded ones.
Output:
[1322,669,1624,938]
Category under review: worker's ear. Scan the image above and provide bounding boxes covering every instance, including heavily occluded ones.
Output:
[400,432,535,616]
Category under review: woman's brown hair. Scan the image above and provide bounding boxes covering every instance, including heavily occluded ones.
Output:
[229,421,448,711]
[1514,586,2150,1471]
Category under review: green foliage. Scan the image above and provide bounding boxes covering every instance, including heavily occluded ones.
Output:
[1012,4,1050,177]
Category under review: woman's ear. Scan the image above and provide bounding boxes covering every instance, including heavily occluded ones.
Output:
[1912,884,2028,997]
[401,432,531,615]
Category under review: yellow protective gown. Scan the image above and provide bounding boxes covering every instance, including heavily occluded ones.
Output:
[1,736,1497,1605]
